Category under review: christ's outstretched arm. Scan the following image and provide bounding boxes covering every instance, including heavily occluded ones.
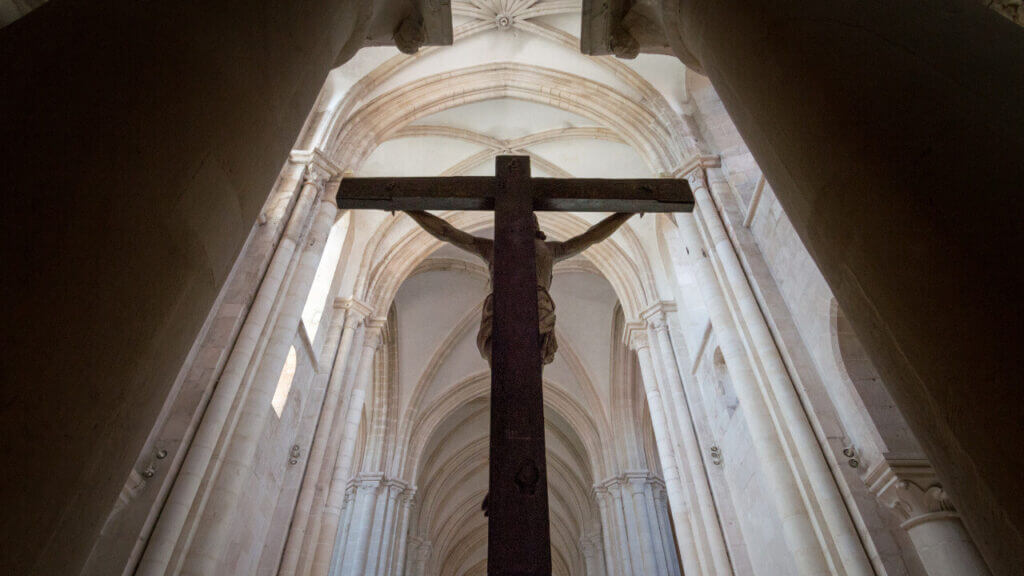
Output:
[405,210,492,261]
[548,212,635,261]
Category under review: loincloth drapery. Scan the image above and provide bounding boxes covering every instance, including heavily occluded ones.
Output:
[476,285,557,365]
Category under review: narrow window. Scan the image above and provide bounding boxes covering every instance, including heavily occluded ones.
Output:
[272,347,298,417]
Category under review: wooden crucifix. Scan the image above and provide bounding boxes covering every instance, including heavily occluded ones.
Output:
[336,156,693,575]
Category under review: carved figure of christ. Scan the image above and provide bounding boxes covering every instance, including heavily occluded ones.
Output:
[404,209,635,366]
[336,156,693,575]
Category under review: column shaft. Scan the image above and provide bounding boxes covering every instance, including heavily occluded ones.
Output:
[137,172,319,575]
[182,188,339,575]
[626,477,662,574]
[595,490,624,576]
[279,309,361,575]
[311,332,379,576]
[677,214,828,575]
[391,492,416,575]
[906,517,990,576]
[654,487,683,576]
[339,479,380,575]
[631,341,704,576]
[694,169,872,575]
[644,324,712,573]
[298,322,368,574]
[651,316,733,574]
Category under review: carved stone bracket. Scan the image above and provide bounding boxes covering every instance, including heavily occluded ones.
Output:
[865,456,957,529]
[624,321,650,351]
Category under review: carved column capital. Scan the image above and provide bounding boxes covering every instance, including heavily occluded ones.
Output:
[624,322,650,351]
[355,472,385,491]
[363,317,389,350]
[866,457,957,529]
[671,155,721,186]
[334,297,374,321]
[641,301,676,330]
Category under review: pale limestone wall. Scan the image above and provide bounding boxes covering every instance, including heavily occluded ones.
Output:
[687,76,933,576]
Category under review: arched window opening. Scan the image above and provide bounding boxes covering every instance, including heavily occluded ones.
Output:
[271,346,298,418]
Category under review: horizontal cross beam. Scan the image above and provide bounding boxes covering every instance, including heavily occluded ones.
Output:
[335,176,694,212]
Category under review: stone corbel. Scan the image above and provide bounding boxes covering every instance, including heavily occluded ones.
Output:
[624,321,650,351]
[289,148,345,179]
[641,300,677,331]
[865,456,957,529]
[671,155,721,185]
[363,316,390,350]
[333,296,375,322]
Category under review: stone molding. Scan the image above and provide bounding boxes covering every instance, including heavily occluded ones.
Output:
[333,297,375,321]
[865,456,958,530]
[671,155,721,183]
[641,300,677,330]
[624,321,650,351]
[289,148,345,179]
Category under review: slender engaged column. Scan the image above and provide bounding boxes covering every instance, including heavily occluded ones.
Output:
[408,539,432,576]
[137,164,322,575]
[279,304,364,576]
[339,475,383,576]
[368,480,405,576]
[605,481,637,575]
[642,479,673,576]
[648,309,733,574]
[581,533,607,576]
[311,323,383,576]
[643,322,712,573]
[594,487,625,576]
[690,166,873,576]
[624,474,662,574]
[181,167,340,575]
[653,483,683,576]
[868,460,991,576]
[629,331,704,576]
[328,484,358,574]
[298,318,369,574]
[676,211,828,575]
[391,488,416,574]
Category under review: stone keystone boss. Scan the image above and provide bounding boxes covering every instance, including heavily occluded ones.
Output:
[405,210,636,365]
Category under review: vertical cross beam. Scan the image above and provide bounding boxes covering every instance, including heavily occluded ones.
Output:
[488,156,552,575]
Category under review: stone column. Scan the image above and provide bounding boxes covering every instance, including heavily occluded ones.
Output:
[180,166,340,575]
[391,488,417,575]
[646,308,733,574]
[136,162,321,575]
[689,166,873,576]
[328,484,358,574]
[581,532,608,576]
[311,321,384,576]
[297,315,369,574]
[868,459,991,576]
[653,482,683,576]
[624,474,663,574]
[594,486,626,576]
[407,538,432,576]
[604,480,638,575]
[629,331,704,576]
[676,212,828,575]
[338,474,383,576]
[368,479,406,576]
[279,301,368,576]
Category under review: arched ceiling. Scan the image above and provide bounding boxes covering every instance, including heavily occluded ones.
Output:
[314,4,686,573]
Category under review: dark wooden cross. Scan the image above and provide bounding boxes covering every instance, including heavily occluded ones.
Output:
[336,156,692,575]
